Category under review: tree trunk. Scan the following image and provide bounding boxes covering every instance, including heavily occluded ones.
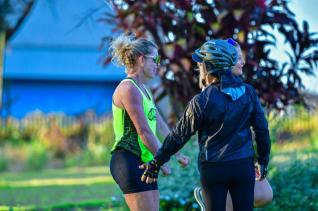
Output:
[0,31,5,110]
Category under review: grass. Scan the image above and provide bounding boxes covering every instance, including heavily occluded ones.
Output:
[0,141,316,210]
[0,166,126,210]
[0,166,111,181]
[0,108,317,210]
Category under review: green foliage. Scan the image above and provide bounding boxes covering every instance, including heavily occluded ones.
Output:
[0,167,123,210]
[64,145,108,168]
[159,140,200,197]
[25,141,49,171]
[93,118,115,147]
[0,140,111,172]
[159,196,198,211]
[265,156,318,211]
[1,109,317,209]
[0,113,115,172]
[0,120,22,145]
[104,0,318,112]
[158,140,200,210]
[269,107,318,144]
[0,151,8,171]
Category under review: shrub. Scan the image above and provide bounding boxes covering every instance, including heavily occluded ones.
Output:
[25,141,49,171]
[265,156,318,210]
[0,118,21,145]
[91,118,115,148]
[269,107,318,144]
[158,139,200,210]
[0,151,8,171]
[64,145,108,168]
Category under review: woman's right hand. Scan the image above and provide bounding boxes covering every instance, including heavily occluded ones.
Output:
[160,163,171,176]
[255,163,268,181]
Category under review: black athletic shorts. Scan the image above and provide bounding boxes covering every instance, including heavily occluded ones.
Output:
[110,148,158,194]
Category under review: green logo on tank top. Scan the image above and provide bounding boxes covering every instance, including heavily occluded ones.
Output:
[147,108,156,121]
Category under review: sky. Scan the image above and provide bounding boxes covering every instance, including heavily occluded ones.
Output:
[274,0,318,93]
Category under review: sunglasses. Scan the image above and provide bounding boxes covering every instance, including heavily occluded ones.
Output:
[145,55,161,65]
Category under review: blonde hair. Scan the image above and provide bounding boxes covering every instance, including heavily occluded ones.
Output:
[199,63,219,89]
[109,33,158,69]
[199,65,208,89]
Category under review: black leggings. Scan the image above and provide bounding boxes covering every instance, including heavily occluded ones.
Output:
[200,157,255,211]
[110,149,158,194]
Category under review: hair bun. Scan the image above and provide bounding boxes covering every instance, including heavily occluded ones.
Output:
[109,33,158,69]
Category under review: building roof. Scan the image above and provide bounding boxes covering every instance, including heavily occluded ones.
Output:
[4,0,125,81]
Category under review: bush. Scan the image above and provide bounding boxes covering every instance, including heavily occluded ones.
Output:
[0,113,114,172]
[64,144,108,167]
[0,151,8,172]
[269,107,318,144]
[158,139,200,210]
[26,141,49,171]
[265,155,318,210]
[0,119,21,145]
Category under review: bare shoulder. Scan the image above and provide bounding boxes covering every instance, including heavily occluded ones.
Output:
[114,80,142,107]
[118,80,140,97]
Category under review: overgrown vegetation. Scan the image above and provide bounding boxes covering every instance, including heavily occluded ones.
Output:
[0,107,317,210]
[0,112,114,172]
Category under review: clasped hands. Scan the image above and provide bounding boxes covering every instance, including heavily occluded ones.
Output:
[139,153,190,183]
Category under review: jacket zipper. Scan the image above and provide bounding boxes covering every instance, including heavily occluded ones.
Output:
[205,123,224,160]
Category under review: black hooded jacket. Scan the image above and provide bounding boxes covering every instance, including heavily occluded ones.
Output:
[155,83,271,166]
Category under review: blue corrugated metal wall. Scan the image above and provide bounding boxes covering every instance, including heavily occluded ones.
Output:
[2,0,125,118]
[2,79,119,119]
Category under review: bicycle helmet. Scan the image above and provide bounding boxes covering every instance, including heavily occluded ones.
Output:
[192,39,238,74]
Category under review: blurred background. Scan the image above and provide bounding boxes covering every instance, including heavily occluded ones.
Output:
[0,0,317,210]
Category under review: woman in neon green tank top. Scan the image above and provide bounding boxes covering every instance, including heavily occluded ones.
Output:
[109,33,190,211]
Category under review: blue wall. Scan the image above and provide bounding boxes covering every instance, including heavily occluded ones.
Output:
[2,79,119,119]
[2,0,125,118]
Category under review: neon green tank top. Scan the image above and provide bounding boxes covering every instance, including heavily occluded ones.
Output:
[111,78,157,162]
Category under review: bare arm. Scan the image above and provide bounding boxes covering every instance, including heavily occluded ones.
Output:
[119,82,161,155]
[156,110,170,142]
[156,111,183,157]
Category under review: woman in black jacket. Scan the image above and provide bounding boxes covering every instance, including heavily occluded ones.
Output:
[140,39,271,211]
[193,39,273,211]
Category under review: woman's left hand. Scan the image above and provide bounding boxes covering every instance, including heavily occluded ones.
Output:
[160,163,171,176]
